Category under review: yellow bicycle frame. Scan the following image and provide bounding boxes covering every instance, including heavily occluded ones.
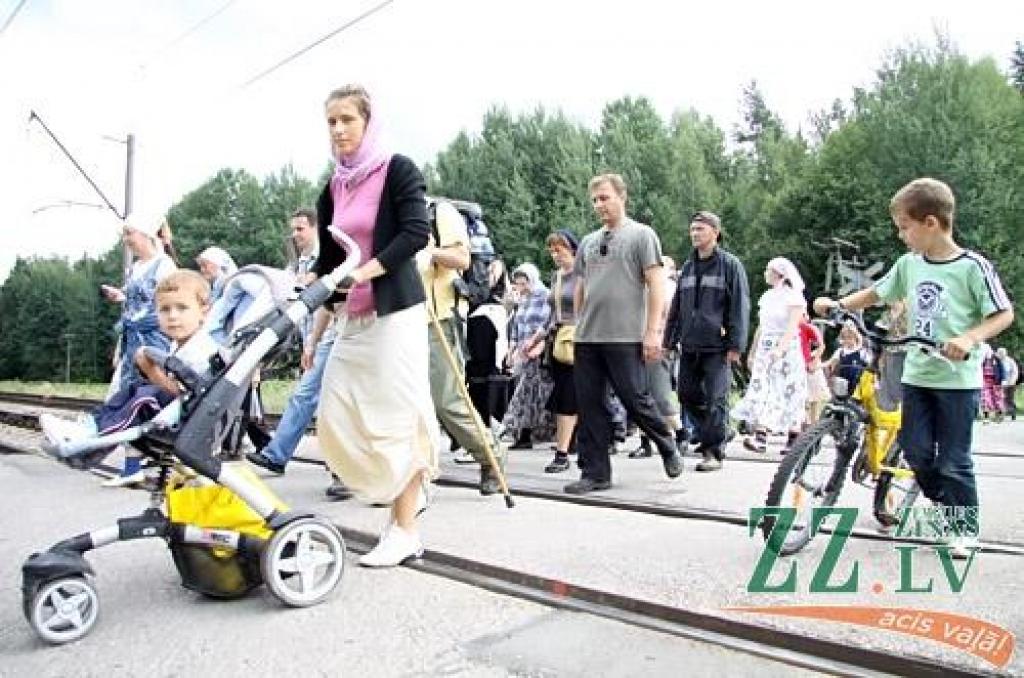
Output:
[852,370,914,481]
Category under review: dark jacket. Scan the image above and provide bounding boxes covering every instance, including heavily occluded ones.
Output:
[313,154,430,316]
[664,246,751,354]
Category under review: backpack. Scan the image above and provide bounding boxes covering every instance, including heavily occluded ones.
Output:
[428,198,496,312]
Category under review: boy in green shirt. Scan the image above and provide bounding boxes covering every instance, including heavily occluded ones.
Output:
[814,178,1013,558]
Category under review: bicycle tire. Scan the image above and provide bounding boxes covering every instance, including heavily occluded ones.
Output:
[873,442,920,527]
[762,416,848,556]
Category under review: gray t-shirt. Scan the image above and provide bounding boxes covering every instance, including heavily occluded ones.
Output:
[574,219,663,343]
[548,268,577,326]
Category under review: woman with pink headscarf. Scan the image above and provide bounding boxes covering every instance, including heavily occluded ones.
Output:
[731,257,809,454]
[310,85,440,568]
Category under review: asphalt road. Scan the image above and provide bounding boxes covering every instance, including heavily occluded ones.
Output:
[0,453,817,678]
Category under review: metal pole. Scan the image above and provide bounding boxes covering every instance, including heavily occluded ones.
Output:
[123,134,135,284]
[64,334,74,383]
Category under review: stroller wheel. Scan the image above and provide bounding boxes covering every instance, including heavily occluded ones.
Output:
[26,576,100,644]
[261,517,345,607]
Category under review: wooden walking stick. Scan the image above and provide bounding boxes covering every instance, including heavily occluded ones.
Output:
[424,301,514,508]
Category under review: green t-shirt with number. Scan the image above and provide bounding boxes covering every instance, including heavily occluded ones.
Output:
[873,250,1011,389]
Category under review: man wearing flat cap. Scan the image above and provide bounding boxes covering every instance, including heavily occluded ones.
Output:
[664,211,750,471]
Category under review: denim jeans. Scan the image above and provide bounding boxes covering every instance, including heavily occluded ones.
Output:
[898,384,980,535]
[262,328,336,466]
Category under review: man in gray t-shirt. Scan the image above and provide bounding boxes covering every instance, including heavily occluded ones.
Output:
[564,174,684,495]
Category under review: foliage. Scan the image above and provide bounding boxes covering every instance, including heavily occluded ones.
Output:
[3,38,1022,383]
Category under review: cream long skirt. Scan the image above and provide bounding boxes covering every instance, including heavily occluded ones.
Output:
[317,303,440,504]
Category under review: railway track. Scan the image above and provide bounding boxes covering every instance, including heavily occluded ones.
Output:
[0,395,1015,676]
[3,392,1022,558]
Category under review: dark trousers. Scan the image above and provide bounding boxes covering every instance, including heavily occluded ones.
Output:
[898,385,980,535]
[676,350,731,458]
[1004,385,1018,420]
[574,343,675,483]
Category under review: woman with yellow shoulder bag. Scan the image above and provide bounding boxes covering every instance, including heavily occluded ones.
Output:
[531,230,580,473]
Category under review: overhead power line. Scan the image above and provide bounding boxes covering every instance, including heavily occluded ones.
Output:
[241,0,397,88]
[0,0,29,36]
[141,0,237,68]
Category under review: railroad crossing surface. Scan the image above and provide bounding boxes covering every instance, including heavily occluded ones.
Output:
[1,417,1022,676]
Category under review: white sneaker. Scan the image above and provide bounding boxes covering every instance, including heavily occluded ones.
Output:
[101,470,145,488]
[39,413,92,449]
[359,525,424,568]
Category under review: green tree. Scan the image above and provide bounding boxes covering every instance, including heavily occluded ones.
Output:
[1011,41,1024,93]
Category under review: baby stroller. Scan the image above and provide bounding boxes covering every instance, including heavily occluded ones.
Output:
[21,230,360,645]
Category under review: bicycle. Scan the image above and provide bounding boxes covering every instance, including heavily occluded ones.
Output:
[760,308,951,556]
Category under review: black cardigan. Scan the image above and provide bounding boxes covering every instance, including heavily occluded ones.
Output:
[314,154,430,316]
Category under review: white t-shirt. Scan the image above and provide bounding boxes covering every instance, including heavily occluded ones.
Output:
[757,286,805,335]
[170,332,220,375]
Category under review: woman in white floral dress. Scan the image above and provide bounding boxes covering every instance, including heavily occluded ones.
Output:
[732,257,808,454]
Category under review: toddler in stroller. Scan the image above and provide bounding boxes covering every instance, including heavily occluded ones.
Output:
[22,231,361,645]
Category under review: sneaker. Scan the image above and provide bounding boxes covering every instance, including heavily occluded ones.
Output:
[325,475,353,501]
[453,449,479,465]
[544,452,571,473]
[695,456,723,472]
[479,465,501,495]
[39,413,92,450]
[358,525,424,568]
[564,477,612,495]
[102,470,145,488]
[662,452,684,479]
[246,450,285,475]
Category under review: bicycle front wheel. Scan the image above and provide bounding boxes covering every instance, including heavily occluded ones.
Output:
[762,417,850,556]
[873,442,920,528]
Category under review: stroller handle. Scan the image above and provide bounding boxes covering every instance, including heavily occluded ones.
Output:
[320,227,361,291]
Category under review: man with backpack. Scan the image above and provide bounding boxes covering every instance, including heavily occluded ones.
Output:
[420,198,506,494]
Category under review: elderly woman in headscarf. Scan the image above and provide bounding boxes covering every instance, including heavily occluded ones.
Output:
[501,261,554,449]
[731,256,809,454]
[98,212,178,486]
[195,246,238,302]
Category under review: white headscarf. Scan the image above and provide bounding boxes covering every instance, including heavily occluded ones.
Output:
[124,212,165,245]
[512,262,542,290]
[196,246,238,278]
[767,257,805,293]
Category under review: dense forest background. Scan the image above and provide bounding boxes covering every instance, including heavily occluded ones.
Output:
[3,42,1022,382]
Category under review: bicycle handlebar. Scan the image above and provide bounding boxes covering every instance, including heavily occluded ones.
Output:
[824,308,942,352]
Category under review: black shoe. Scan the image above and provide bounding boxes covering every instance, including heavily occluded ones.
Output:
[662,452,684,479]
[628,437,653,459]
[509,432,533,450]
[246,451,285,475]
[480,465,501,495]
[564,477,611,495]
[325,475,353,501]
[545,453,571,473]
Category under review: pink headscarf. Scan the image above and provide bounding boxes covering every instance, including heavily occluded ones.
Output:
[331,100,390,191]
